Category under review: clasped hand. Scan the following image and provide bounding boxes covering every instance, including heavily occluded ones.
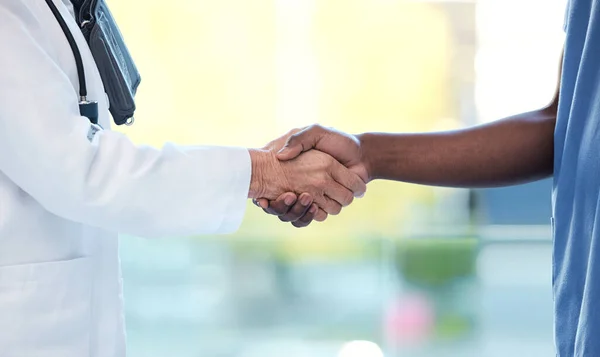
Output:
[249,125,370,227]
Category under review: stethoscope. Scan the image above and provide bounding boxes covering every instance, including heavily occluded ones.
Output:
[45,0,99,125]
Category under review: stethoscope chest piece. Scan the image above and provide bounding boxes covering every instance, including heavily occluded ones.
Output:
[79,100,99,125]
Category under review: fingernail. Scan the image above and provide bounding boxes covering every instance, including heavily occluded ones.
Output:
[356,192,365,198]
[284,195,295,205]
[301,196,311,206]
[277,147,288,154]
[309,205,318,214]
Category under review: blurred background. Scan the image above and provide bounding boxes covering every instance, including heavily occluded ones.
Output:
[109,0,566,356]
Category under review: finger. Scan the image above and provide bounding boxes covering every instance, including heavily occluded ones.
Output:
[292,203,318,228]
[277,124,326,161]
[314,194,343,216]
[255,198,269,209]
[323,183,355,208]
[330,161,367,197]
[279,193,313,222]
[314,208,328,222]
[262,192,297,216]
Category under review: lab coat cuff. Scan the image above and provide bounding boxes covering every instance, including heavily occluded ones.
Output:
[215,147,251,233]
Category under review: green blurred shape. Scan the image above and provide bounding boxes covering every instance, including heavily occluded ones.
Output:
[434,313,474,339]
[395,238,478,287]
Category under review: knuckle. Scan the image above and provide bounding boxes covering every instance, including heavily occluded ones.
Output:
[288,128,301,136]
[308,124,324,134]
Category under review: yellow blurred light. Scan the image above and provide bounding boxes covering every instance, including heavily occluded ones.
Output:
[109,0,455,240]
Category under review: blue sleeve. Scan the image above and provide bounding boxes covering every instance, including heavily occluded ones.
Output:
[564,0,571,32]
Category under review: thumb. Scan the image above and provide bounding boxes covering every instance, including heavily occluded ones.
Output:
[276,139,304,161]
[276,125,324,161]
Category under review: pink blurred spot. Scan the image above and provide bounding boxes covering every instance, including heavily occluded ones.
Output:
[384,293,435,345]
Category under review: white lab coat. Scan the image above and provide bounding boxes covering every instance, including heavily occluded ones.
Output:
[0,1,251,356]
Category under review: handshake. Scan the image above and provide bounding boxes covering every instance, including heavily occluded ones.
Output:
[248,125,371,228]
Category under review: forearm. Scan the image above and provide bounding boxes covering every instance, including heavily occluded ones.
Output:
[358,107,557,188]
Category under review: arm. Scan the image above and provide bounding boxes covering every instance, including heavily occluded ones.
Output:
[0,5,363,238]
[263,51,563,220]
[359,53,561,187]
[358,108,556,187]
[0,5,248,238]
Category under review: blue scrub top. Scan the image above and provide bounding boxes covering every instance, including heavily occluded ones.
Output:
[553,0,600,355]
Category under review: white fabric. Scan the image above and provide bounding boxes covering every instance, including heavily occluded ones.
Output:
[0,1,252,356]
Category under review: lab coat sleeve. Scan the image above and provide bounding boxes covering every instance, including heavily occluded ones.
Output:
[0,5,251,238]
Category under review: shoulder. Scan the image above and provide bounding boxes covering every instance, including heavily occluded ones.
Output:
[0,1,46,37]
[0,0,68,68]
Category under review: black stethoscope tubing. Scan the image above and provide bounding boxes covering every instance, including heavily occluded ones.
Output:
[44,0,88,101]
[44,0,100,125]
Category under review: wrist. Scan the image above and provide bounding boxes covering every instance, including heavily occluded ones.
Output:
[248,149,267,199]
[248,149,282,199]
[356,133,377,182]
